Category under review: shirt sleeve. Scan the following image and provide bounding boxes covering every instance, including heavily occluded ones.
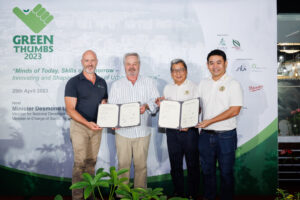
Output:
[229,80,243,106]
[64,78,77,98]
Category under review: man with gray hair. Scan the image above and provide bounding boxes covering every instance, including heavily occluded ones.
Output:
[108,52,159,188]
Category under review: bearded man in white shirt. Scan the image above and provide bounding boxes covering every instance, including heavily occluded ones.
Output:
[108,52,159,189]
[196,49,243,200]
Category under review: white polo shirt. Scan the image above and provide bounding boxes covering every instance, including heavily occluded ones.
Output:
[198,73,243,131]
[164,79,198,101]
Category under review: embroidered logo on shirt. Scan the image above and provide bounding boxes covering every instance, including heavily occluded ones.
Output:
[219,86,225,92]
[185,90,189,95]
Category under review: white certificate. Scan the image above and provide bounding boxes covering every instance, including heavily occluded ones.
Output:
[180,98,200,128]
[119,102,140,127]
[97,102,141,128]
[158,98,200,129]
[158,100,181,129]
[97,104,119,127]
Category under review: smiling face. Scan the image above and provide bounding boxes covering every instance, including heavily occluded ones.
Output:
[207,55,227,80]
[171,62,187,85]
[81,50,98,74]
[124,55,140,79]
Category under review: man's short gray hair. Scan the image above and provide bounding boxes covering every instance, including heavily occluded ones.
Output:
[123,52,140,64]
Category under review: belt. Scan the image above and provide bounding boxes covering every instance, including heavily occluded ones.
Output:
[203,129,236,134]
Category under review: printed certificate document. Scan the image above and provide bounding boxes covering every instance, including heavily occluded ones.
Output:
[158,98,200,129]
[97,102,141,128]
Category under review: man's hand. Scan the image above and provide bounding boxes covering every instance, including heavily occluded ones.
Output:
[13,4,54,33]
[155,97,165,107]
[86,122,102,131]
[195,120,212,128]
[140,104,148,114]
[101,99,107,104]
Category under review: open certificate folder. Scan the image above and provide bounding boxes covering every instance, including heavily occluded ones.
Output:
[96,102,141,128]
[158,98,200,129]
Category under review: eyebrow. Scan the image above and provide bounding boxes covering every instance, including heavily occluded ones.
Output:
[209,60,222,63]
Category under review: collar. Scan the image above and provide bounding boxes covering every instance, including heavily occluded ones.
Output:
[172,79,188,86]
[79,71,99,82]
[209,73,227,82]
[126,75,141,84]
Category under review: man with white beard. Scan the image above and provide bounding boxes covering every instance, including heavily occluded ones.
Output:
[108,52,159,189]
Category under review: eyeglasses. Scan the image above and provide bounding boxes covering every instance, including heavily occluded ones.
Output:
[171,68,186,73]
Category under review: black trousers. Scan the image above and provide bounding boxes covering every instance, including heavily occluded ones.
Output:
[166,128,200,197]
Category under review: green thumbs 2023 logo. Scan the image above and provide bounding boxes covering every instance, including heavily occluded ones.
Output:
[12,4,54,60]
[13,4,53,33]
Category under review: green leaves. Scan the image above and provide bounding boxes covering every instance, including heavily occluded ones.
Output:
[95,172,109,184]
[95,181,109,188]
[107,166,129,190]
[275,188,300,200]
[69,167,129,200]
[84,186,93,200]
[117,168,129,176]
[139,188,164,200]
[115,185,168,200]
[68,167,181,200]
[54,194,63,200]
[69,181,90,189]
[106,166,129,200]
[168,197,188,200]
[82,173,94,185]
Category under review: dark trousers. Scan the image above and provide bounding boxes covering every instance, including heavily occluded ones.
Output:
[166,128,200,197]
[198,129,237,200]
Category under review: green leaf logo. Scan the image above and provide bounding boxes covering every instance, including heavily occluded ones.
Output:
[13,4,54,33]
[232,39,240,48]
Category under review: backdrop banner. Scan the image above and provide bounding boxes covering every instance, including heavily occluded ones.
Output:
[0,0,277,195]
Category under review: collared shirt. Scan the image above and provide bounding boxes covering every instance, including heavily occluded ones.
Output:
[198,73,243,131]
[108,76,160,138]
[65,71,108,122]
[163,79,198,101]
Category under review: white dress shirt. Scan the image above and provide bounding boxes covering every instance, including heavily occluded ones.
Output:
[108,76,160,138]
[198,73,243,131]
[163,79,198,101]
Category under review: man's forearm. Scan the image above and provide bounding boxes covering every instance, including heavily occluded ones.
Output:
[66,108,89,127]
[209,106,241,125]
[197,106,241,128]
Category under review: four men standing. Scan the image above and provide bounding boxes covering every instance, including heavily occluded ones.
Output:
[64,49,242,200]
